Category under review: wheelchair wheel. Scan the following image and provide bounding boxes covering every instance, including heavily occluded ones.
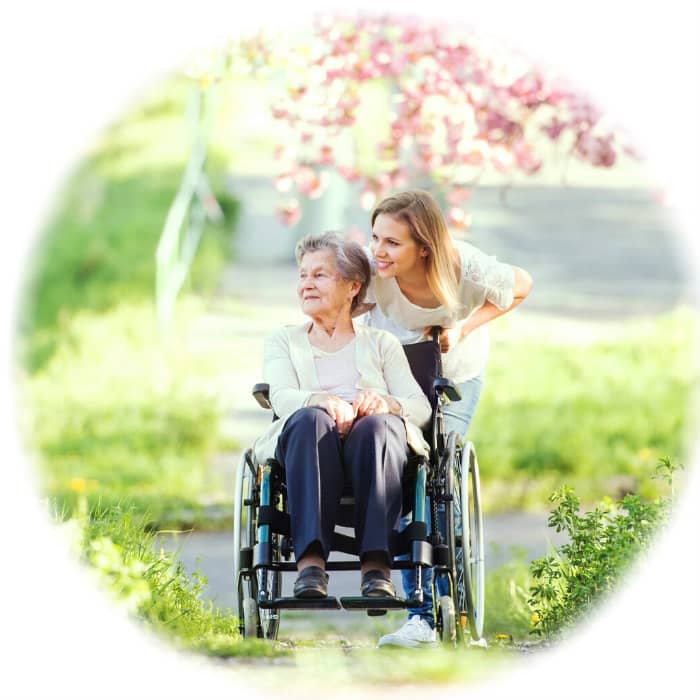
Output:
[440,431,464,647]
[233,451,256,636]
[233,451,282,640]
[455,441,485,641]
[254,543,282,640]
[438,594,457,645]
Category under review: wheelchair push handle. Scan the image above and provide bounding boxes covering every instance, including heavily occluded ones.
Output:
[252,383,272,410]
[427,326,462,403]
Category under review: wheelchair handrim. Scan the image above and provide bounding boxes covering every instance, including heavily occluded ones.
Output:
[457,442,485,640]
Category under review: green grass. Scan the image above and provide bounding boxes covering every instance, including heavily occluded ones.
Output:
[20,304,697,529]
[472,308,699,510]
[20,300,235,528]
[56,498,535,680]
[226,556,536,689]
[59,500,284,658]
[483,550,534,639]
[15,72,242,527]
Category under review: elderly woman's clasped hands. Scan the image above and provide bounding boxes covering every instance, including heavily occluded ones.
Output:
[312,390,398,438]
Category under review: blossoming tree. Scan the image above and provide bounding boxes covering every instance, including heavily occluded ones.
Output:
[225,14,631,231]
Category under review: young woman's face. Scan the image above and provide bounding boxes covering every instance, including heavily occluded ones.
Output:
[297,249,358,318]
[370,213,424,280]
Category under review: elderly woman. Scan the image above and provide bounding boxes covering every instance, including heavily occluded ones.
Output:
[253,231,431,599]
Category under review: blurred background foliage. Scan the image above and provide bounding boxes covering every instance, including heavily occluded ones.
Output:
[16,67,697,528]
[19,76,240,373]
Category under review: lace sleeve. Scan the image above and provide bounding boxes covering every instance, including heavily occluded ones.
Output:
[459,241,515,310]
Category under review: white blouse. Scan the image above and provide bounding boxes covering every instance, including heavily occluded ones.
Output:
[310,339,360,403]
[361,239,515,383]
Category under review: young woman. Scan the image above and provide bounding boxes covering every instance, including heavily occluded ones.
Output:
[360,190,533,647]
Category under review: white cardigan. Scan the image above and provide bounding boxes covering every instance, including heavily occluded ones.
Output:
[253,320,432,464]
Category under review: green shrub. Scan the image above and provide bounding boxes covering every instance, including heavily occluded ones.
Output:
[527,459,682,638]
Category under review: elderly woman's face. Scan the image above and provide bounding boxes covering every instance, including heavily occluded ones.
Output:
[297,249,358,318]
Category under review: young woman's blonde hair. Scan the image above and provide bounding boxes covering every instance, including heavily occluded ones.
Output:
[371,190,460,311]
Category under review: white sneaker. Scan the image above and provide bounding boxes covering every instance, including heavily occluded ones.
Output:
[377,616,438,648]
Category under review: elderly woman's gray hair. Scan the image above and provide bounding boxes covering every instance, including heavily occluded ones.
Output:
[295,231,371,311]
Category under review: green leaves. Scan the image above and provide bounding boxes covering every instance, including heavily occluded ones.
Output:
[528,461,681,638]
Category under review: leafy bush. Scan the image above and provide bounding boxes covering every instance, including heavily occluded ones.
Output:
[527,459,682,638]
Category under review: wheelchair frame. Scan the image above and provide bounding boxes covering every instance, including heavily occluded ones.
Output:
[232,337,485,646]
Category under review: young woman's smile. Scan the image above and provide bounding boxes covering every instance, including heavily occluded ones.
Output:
[370,213,424,280]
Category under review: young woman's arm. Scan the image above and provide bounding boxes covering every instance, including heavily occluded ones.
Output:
[434,265,533,352]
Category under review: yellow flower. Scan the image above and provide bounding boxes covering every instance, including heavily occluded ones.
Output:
[68,477,87,494]
[638,447,653,460]
[68,477,98,494]
[495,634,511,640]
[531,613,541,624]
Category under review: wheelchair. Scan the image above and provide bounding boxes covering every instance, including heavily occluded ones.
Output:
[232,330,485,646]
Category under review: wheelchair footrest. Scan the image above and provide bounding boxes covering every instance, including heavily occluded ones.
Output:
[339,596,409,611]
[258,596,341,610]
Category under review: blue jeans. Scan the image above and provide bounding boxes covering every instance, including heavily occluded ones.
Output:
[400,371,485,627]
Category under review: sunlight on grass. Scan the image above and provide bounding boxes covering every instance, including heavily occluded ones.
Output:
[19,300,229,526]
[471,306,699,508]
[222,642,518,691]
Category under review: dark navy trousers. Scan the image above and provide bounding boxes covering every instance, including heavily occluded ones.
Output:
[274,406,409,563]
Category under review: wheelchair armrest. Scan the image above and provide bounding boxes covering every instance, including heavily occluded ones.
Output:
[252,383,272,410]
[433,377,462,403]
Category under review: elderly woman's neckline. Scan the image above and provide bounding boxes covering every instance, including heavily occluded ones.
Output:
[307,321,356,353]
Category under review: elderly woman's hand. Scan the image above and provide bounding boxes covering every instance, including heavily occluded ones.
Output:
[309,394,356,437]
[353,390,400,418]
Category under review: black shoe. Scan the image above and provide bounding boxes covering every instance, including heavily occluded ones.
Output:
[293,566,329,598]
[361,570,396,598]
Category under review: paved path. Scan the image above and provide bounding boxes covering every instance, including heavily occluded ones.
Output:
[160,513,567,611]
[156,512,567,638]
